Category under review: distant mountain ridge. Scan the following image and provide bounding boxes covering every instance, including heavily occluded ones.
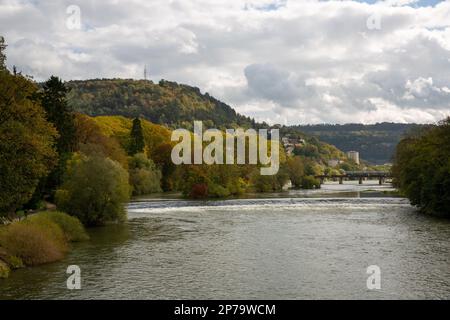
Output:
[290,123,425,164]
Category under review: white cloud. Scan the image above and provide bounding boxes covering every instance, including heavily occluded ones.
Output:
[1,0,450,124]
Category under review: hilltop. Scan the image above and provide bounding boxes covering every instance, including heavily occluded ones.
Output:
[66,79,259,130]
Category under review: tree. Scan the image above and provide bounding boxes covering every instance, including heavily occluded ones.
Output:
[25,76,77,207]
[392,118,450,217]
[55,154,131,226]
[129,153,162,195]
[73,113,129,169]
[152,142,178,191]
[0,71,58,215]
[128,117,145,155]
[41,76,76,154]
[286,156,305,188]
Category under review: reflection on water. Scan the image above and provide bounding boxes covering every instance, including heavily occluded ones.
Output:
[1,181,449,299]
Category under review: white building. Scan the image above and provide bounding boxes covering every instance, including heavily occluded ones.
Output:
[347,151,360,165]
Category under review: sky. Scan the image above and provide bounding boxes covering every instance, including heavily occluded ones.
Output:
[1,0,450,124]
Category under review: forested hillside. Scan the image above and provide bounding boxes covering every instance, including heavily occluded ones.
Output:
[290,123,424,164]
[65,78,350,169]
[66,79,258,130]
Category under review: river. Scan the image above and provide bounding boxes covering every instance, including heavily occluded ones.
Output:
[1,181,449,299]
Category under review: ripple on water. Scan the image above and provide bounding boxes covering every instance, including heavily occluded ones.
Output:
[1,190,449,299]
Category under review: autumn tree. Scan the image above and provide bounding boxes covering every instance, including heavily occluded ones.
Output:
[129,153,162,195]
[0,70,58,215]
[73,113,129,169]
[286,156,305,188]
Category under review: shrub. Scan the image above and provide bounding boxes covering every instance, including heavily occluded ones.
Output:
[190,183,208,198]
[0,223,65,265]
[208,183,231,198]
[0,247,24,269]
[0,260,10,278]
[301,176,321,189]
[129,153,162,195]
[21,215,68,253]
[27,211,88,242]
[56,154,131,226]
[250,168,289,192]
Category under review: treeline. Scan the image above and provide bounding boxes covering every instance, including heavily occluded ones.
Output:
[392,118,450,217]
[0,39,161,226]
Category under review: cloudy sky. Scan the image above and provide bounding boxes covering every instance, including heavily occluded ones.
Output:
[1,0,450,124]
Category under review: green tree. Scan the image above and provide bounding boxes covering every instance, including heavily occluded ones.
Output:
[301,176,321,189]
[41,76,76,154]
[26,76,77,207]
[392,118,450,217]
[129,153,162,195]
[250,167,289,192]
[128,117,145,155]
[286,156,305,188]
[55,154,131,226]
[0,71,58,216]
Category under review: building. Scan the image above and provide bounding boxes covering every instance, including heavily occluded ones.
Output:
[328,159,340,168]
[347,151,360,165]
[281,136,306,156]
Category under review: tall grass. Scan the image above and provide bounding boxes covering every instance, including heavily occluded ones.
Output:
[0,211,87,267]
[26,211,89,242]
[0,222,65,265]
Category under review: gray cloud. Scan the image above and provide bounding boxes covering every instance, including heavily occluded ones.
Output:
[1,0,449,124]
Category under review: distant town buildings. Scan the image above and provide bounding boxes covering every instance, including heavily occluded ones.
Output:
[327,159,343,168]
[347,151,360,165]
[281,135,306,156]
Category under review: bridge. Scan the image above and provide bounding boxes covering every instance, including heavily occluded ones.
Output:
[315,171,392,185]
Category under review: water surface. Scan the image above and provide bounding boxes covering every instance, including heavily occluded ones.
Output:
[1,182,449,299]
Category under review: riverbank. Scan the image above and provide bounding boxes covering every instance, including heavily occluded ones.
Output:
[0,211,88,279]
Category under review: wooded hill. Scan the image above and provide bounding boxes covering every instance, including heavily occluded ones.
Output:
[289,123,424,164]
[65,78,348,167]
[66,79,258,130]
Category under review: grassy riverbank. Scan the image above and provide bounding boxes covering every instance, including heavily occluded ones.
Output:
[0,211,88,279]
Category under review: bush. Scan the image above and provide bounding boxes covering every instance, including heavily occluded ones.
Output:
[0,260,10,278]
[0,247,24,269]
[56,154,131,226]
[301,176,321,189]
[129,153,162,195]
[250,168,289,192]
[0,222,65,265]
[208,183,231,198]
[27,211,88,242]
[190,183,208,198]
[21,215,68,253]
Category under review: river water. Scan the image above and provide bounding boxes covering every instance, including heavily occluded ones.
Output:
[1,182,449,299]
